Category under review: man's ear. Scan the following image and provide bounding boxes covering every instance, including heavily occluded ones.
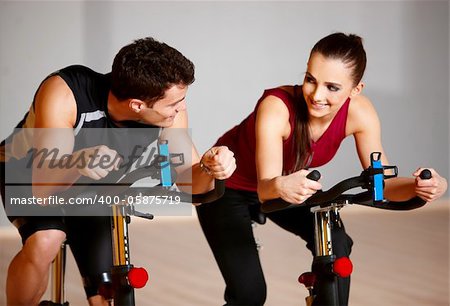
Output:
[129,99,146,113]
[350,82,365,97]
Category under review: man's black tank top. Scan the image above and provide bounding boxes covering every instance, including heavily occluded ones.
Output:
[1,65,161,202]
[2,64,160,159]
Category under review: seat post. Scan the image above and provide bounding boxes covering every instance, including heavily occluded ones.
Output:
[51,242,67,304]
[311,206,334,257]
[309,204,341,306]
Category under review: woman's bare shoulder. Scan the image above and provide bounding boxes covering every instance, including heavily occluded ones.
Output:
[347,94,380,134]
[349,94,377,115]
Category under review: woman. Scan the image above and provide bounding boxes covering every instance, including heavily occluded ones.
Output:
[196,32,448,306]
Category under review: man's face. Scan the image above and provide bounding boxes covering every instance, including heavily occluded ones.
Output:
[139,84,188,127]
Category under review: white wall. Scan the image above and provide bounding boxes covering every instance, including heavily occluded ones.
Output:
[1,1,448,226]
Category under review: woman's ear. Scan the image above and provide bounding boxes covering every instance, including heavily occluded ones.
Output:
[129,99,145,113]
[350,82,364,97]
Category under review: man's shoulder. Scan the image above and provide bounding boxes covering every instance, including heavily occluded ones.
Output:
[55,65,101,78]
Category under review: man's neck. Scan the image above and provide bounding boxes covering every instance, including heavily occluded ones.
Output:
[107,92,139,124]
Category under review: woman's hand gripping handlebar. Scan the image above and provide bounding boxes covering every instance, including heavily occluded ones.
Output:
[261,153,432,214]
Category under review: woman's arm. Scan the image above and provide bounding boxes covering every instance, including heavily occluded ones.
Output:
[255,95,321,203]
[349,95,447,202]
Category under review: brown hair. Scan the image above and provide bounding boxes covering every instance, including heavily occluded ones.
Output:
[311,32,366,86]
[111,37,195,104]
[292,32,367,171]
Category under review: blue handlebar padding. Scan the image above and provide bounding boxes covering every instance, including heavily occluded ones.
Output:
[158,142,172,187]
[372,159,384,201]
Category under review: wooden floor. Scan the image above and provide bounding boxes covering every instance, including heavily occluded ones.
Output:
[0,199,449,306]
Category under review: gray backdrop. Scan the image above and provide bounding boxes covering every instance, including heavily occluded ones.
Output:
[0,1,448,226]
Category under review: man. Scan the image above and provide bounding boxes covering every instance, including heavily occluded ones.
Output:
[1,37,236,306]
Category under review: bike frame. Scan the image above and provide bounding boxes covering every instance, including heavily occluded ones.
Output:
[261,152,430,306]
[40,140,225,306]
[41,202,151,306]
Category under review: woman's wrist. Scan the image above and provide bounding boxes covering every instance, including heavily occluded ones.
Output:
[258,176,284,201]
[273,176,285,198]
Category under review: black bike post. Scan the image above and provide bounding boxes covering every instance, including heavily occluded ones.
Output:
[111,204,135,306]
[310,204,340,306]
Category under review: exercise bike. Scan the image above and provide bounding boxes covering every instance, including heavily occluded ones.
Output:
[39,140,225,306]
[260,152,431,306]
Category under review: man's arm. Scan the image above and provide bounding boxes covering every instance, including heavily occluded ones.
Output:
[161,109,235,195]
[31,76,120,198]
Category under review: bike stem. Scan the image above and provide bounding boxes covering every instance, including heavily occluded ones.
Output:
[112,205,131,266]
[110,204,137,305]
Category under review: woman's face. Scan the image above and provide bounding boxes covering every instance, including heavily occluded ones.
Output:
[302,52,361,120]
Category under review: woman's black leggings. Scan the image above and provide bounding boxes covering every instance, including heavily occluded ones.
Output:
[196,188,353,306]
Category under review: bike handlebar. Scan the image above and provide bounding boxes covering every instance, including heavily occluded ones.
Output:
[104,163,225,204]
[260,169,430,214]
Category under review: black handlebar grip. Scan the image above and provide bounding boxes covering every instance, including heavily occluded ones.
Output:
[306,170,321,181]
[419,169,432,180]
[379,169,432,211]
[191,179,225,204]
[260,170,322,214]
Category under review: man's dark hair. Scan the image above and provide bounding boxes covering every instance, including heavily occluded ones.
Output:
[111,37,195,103]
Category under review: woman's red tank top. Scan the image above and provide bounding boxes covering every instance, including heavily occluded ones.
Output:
[215,86,350,192]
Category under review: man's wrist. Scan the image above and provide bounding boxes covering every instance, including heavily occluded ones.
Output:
[199,158,212,176]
